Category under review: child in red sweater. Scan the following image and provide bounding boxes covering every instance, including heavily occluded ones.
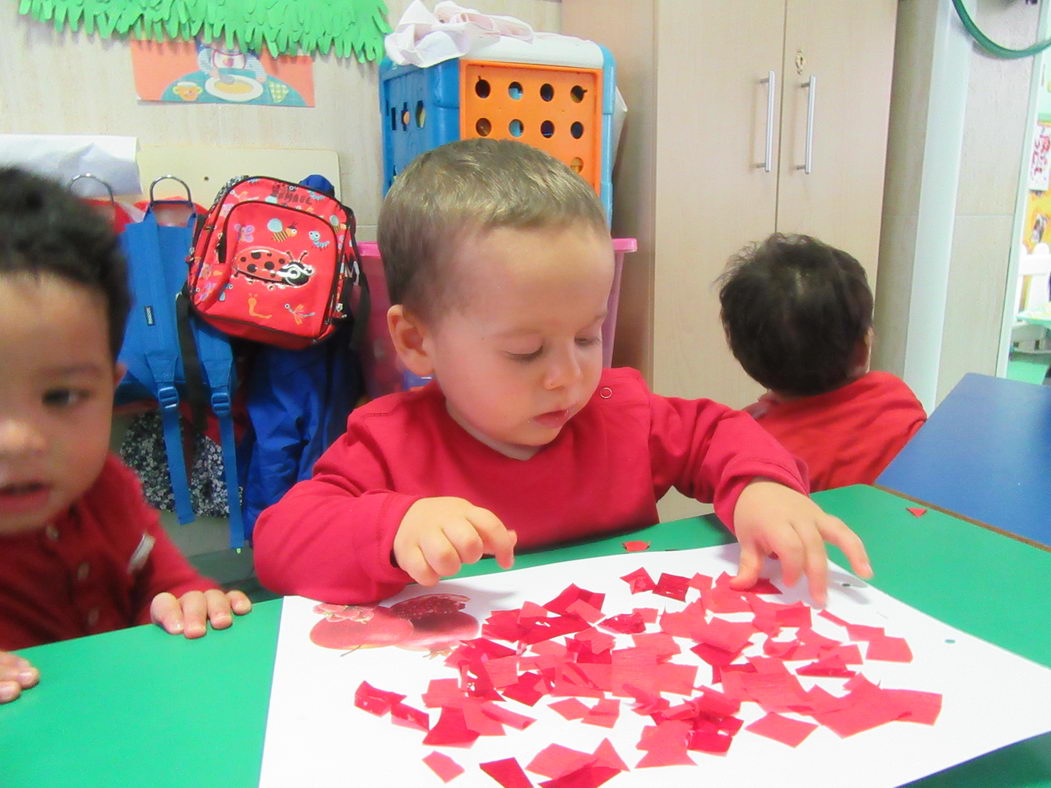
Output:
[0,168,251,703]
[253,140,872,609]
[718,233,927,491]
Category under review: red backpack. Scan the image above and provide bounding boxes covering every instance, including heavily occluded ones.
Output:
[186,176,366,349]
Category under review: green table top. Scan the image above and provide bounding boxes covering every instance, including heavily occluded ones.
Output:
[6,485,1051,787]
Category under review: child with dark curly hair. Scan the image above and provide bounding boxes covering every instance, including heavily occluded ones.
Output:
[0,167,251,704]
[719,233,926,491]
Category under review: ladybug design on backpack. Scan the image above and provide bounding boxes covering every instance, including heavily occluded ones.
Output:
[186,175,368,349]
[233,248,315,288]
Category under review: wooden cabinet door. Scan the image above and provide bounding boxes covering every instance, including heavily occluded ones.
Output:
[651,0,785,406]
[776,0,897,286]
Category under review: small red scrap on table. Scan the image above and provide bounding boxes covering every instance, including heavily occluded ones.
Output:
[351,571,940,786]
[906,507,928,517]
[622,540,651,552]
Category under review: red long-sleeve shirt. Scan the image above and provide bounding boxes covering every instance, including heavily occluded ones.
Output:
[253,367,808,604]
[0,454,216,651]
[745,371,927,492]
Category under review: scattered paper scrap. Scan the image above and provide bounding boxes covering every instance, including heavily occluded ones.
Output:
[622,541,651,552]
[340,567,948,785]
[423,751,464,783]
[261,548,1051,788]
[907,507,928,517]
[746,713,818,747]
[480,757,532,788]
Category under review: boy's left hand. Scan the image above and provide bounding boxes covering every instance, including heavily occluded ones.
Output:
[150,589,252,638]
[730,479,873,607]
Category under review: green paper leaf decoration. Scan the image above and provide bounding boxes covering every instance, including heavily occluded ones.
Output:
[16,0,392,60]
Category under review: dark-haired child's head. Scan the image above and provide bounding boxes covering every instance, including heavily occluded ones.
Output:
[718,234,874,397]
[0,167,130,359]
[0,167,131,536]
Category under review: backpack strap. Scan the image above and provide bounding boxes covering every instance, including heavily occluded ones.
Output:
[121,208,194,524]
[342,208,371,349]
[176,293,245,548]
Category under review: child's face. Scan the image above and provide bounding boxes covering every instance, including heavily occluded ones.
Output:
[419,222,614,459]
[0,275,119,536]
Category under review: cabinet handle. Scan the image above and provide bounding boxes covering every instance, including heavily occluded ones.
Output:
[796,75,816,174]
[756,70,776,173]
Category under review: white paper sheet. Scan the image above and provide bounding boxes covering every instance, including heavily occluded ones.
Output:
[0,134,141,195]
[260,545,1051,787]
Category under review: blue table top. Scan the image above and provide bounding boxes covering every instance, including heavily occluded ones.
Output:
[876,372,1051,548]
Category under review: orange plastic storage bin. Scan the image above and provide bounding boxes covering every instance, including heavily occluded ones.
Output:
[380,37,616,220]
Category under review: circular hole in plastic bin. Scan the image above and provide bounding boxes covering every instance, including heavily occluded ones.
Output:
[401,104,410,130]
[509,119,524,137]
[475,117,492,137]
[571,121,584,139]
[540,83,554,101]
[540,120,555,138]
[475,78,491,98]
[415,101,426,128]
[508,81,523,99]
[569,157,583,173]
[571,85,587,103]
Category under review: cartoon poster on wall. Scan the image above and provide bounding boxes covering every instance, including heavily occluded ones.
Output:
[130,39,314,107]
[1029,122,1051,191]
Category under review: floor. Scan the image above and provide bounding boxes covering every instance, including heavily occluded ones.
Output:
[1006,351,1051,385]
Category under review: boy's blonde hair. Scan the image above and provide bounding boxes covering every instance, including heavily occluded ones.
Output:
[378,138,608,320]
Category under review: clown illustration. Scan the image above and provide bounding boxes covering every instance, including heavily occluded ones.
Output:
[197,40,268,84]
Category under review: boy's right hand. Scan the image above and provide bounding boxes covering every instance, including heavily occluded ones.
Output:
[0,651,39,704]
[393,497,517,586]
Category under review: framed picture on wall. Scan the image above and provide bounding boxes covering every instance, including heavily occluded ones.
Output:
[1029,122,1051,191]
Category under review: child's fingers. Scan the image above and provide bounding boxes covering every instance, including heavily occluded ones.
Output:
[819,516,874,579]
[203,588,235,631]
[729,541,764,590]
[419,529,464,578]
[468,508,516,570]
[442,520,486,566]
[178,591,209,639]
[150,591,185,634]
[401,544,442,586]
[0,680,24,703]
[226,589,253,616]
[763,528,806,591]
[794,522,830,608]
[0,653,38,696]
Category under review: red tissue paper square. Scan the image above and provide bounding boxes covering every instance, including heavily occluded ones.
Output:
[746,712,819,747]
[423,751,465,783]
[620,567,656,594]
[480,757,533,788]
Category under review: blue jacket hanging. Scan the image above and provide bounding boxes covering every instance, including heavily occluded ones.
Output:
[240,321,363,539]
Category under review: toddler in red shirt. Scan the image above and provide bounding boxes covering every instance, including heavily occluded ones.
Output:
[253,140,873,609]
[718,233,926,491]
[0,168,251,704]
